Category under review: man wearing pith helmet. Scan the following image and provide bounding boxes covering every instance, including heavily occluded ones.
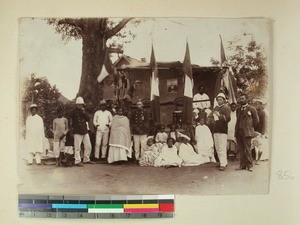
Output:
[25,104,45,165]
[69,96,94,166]
[211,92,231,171]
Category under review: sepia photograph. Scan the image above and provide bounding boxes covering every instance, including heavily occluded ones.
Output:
[18,17,272,196]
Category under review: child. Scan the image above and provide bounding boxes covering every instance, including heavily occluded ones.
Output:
[61,129,75,167]
[167,124,183,150]
[195,117,216,163]
[154,124,168,151]
[139,136,160,167]
[154,138,182,168]
[52,108,68,166]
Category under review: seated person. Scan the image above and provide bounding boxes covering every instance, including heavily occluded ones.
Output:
[193,85,211,110]
[154,124,168,150]
[154,138,183,168]
[168,123,184,150]
[139,136,160,167]
[179,135,207,166]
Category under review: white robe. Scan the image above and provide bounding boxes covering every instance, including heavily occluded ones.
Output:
[179,143,207,166]
[195,124,215,162]
[26,114,45,154]
[154,145,182,167]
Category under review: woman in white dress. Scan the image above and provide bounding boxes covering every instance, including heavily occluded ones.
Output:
[179,135,207,166]
[108,108,132,164]
[154,138,182,167]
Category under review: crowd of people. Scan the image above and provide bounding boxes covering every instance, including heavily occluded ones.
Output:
[25,87,268,172]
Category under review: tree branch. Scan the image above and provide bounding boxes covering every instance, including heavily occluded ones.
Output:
[57,18,84,28]
[105,18,133,39]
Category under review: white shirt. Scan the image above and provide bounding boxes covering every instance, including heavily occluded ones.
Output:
[93,110,113,132]
[193,93,211,109]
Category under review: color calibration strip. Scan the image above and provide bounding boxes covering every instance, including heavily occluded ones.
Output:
[18,195,174,219]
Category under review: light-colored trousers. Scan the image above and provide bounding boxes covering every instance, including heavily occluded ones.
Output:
[74,134,91,164]
[28,153,41,164]
[53,140,65,158]
[133,135,147,160]
[95,131,109,158]
[213,133,228,167]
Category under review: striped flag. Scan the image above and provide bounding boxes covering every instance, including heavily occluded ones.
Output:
[220,35,227,67]
[150,45,160,124]
[182,42,193,124]
[97,49,113,83]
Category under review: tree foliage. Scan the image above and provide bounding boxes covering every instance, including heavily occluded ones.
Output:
[211,34,268,99]
[22,74,72,137]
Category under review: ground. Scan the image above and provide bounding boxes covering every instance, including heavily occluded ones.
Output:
[18,159,269,195]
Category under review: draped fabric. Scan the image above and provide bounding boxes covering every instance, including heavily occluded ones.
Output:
[179,143,207,166]
[139,144,160,167]
[154,145,182,167]
[109,115,131,151]
[195,124,215,162]
[26,114,45,154]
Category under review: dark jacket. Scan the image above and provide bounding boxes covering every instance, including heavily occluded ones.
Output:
[130,109,150,135]
[255,108,266,135]
[212,104,231,134]
[235,105,260,138]
[70,108,90,135]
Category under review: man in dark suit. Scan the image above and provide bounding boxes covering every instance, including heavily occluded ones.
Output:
[235,94,259,171]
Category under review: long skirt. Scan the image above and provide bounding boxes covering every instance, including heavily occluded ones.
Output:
[108,146,129,163]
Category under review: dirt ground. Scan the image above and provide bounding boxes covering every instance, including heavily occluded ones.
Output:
[18,159,269,196]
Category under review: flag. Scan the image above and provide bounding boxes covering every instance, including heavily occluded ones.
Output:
[97,49,113,83]
[150,45,160,124]
[182,42,193,124]
[213,36,237,106]
[220,35,226,67]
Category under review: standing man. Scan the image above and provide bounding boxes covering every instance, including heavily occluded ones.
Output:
[193,85,211,110]
[130,100,150,161]
[26,104,45,165]
[93,99,113,160]
[70,97,94,166]
[235,94,259,171]
[212,92,231,171]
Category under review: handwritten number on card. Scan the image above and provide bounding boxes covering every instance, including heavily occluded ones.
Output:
[276,170,294,180]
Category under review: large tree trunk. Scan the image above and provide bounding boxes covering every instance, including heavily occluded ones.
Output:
[77,19,107,106]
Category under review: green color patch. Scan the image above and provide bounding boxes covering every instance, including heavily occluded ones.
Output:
[87,204,123,209]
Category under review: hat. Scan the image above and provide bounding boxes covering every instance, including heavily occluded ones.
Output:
[180,134,190,141]
[146,136,154,141]
[254,98,266,104]
[193,108,200,114]
[75,96,85,105]
[216,92,226,100]
[99,99,106,105]
[204,108,212,115]
[29,104,37,108]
